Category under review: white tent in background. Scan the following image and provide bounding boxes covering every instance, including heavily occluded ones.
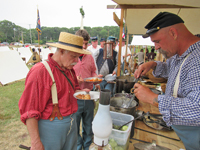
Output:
[50,47,57,53]
[131,35,154,46]
[40,48,51,61]
[0,50,29,85]
[0,46,10,51]
[17,47,32,63]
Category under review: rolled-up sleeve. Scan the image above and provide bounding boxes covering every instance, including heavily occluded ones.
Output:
[19,66,51,124]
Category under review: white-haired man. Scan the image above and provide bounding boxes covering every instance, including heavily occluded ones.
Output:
[19,32,91,150]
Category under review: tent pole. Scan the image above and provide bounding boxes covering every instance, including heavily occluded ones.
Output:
[117,9,124,77]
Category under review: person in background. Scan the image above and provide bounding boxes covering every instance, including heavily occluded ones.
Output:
[18,32,91,150]
[148,47,156,61]
[100,38,106,48]
[115,38,131,74]
[134,49,144,65]
[87,36,101,54]
[93,36,118,97]
[145,48,149,61]
[115,38,119,51]
[73,29,103,150]
[134,12,200,150]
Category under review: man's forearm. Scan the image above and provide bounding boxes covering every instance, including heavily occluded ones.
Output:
[26,118,41,145]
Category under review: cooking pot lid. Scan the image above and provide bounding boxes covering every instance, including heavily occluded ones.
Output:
[134,141,171,150]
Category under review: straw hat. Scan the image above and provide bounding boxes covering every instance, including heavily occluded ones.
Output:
[47,32,91,55]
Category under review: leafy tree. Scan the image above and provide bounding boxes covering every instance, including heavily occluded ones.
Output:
[0,20,120,45]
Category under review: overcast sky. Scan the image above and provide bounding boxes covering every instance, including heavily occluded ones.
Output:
[0,0,121,29]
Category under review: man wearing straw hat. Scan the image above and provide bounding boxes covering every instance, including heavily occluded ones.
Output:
[19,32,91,150]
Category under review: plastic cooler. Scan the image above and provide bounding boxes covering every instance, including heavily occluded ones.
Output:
[109,111,134,150]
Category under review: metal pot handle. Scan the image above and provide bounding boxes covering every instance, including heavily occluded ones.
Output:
[130,87,135,94]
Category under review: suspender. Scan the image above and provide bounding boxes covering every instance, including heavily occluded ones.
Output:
[173,53,191,98]
[42,61,63,121]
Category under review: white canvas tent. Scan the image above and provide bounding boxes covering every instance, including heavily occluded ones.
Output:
[131,35,154,46]
[40,48,51,61]
[17,47,32,63]
[0,50,29,85]
[0,46,10,51]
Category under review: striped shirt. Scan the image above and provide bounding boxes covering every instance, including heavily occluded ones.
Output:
[153,39,200,126]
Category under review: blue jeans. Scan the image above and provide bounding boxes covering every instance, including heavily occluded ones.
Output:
[100,80,115,97]
[172,125,200,150]
[38,114,77,150]
[76,100,94,150]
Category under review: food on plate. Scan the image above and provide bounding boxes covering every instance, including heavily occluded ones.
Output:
[85,78,102,82]
[76,94,91,100]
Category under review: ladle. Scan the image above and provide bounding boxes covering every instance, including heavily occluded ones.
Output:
[118,112,149,130]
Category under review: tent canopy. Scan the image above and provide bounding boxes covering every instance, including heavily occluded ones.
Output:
[131,35,154,46]
[109,0,200,35]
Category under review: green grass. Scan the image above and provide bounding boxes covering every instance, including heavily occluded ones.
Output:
[0,80,25,127]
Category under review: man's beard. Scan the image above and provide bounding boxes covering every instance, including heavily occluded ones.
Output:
[158,48,170,59]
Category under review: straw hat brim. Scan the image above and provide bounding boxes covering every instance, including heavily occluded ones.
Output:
[47,42,91,55]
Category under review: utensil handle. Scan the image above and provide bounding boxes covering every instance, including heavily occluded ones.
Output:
[19,144,31,150]
[118,112,149,130]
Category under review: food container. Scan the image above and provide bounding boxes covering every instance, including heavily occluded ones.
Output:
[110,95,138,138]
[109,111,134,150]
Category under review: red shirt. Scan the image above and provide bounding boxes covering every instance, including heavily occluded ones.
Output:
[73,54,97,90]
[19,54,80,124]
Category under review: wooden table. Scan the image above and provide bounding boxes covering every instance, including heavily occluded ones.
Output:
[128,101,185,150]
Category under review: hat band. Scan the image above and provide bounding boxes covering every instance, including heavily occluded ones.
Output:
[58,41,82,49]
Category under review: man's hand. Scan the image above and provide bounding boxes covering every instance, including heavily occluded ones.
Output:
[134,83,158,107]
[112,71,116,76]
[95,84,101,91]
[97,74,103,78]
[82,88,90,93]
[77,76,84,84]
[134,61,157,78]
[31,141,44,150]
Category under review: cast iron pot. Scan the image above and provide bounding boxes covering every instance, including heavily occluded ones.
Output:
[116,76,136,93]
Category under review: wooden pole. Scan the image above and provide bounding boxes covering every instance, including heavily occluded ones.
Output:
[117,9,124,77]
[38,32,41,61]
[144,46,147,63]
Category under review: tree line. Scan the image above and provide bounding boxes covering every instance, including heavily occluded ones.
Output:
[0,20,133,45]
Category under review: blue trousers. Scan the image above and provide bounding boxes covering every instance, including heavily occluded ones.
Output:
[76,100,94,150]
[100,80,115,97]
[38,114,77,150]
[172,125,200,150]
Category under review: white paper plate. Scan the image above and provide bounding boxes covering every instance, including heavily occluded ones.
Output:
[73,91,100,101]
[105,74,116,81]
